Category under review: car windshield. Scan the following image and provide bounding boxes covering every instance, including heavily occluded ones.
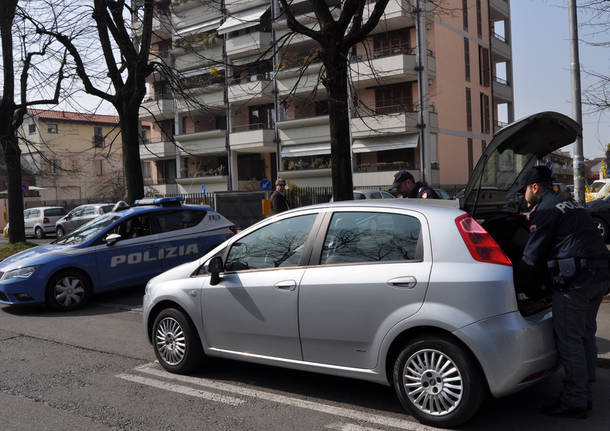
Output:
[479,149,530,191]
[589,181,607,193]
[55,214,120,245]
[101,205,114,213]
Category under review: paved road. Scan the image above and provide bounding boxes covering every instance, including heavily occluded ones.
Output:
[0,288,609,431]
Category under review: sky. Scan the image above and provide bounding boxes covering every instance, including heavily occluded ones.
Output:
[510,0,609,159]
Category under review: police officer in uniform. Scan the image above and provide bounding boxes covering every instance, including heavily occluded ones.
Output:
[390,170,439,199]
[516,166,609,419]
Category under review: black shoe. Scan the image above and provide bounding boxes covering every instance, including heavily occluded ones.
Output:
[587,400,592,411]
[540,400,587,419]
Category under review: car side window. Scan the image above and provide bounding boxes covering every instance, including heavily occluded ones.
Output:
[111,214,153,239]
[71,207,85,217]
[320,212,421,265]
[31,209,41,218]
[82,206,95,216]
[155,210,206,233]
[225,214,317,271]
[23,210,30,219]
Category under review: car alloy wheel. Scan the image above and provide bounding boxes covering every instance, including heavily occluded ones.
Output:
[46,270,91,311]
[35,226,44,239]
[152,308,204,374]
[402,349,463,416]
[56,226,65,238]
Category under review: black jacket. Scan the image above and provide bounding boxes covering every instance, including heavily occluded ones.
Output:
[408,182,439,199]
[270,190,289,214]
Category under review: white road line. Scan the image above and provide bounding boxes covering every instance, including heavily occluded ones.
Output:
[134,363,439,431]
[325,422,386,431]
[116,373,244,406]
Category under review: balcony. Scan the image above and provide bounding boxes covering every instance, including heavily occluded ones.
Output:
[175,130,227,156]
[492,76,513,102]
[173,44,223,71]
[140,140,178,161]
[140,98,174,121]
[277,115,330,146]
[351,109,438,138]
[133,12,172,42]
[351,48,436,88]
[226,0,269,15]
[226,32,272,58]
[491,34,511,61]
[229,124,275,152]
[228,75,274,104]
[365,0,418,33]
[494,120,509,133]
[490,0,510,20]
[176,86,225,113]
[276,63,325,96]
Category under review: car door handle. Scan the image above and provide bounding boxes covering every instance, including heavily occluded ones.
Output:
[274,280,297,291]
[387,276,417,289]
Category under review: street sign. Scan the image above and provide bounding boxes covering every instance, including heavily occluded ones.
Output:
[201,184,206,195]
[260,178,271,191]
[21,183,29,194]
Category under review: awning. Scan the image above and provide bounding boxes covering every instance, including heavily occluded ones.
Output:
[177,17,222,36]
[352,134,419,153]
[281,143,330,158]
[217,5,269,35]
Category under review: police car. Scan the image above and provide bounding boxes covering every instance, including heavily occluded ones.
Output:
[0,197,235,311]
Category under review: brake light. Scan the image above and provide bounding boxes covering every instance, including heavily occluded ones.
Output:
[230,226,238,234]
[455,214,511,266]
[43,217,50,224]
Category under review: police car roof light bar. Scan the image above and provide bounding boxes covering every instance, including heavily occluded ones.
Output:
[134,196,184,207]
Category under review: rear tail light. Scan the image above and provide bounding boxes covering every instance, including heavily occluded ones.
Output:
[43,217,50,224]
[455,214,512,266]
[230,226,238,234]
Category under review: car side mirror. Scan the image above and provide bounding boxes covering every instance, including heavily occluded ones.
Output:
[208,256,224,285]
[105,233,122,246]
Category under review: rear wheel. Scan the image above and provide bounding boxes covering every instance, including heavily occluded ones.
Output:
[56,226,65,238]
[152,308,204,374]
[592,217,608,242]
[35,226,45,239]
[393,336,486,427]
[46,270,91,311]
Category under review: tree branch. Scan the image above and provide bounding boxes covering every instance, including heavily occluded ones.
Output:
[344,0,391,47]
[278,0,325,43]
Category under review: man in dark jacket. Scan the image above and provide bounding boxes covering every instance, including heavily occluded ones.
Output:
[390,170,439,199]
[516,166,609,419]
[270,178,289,214]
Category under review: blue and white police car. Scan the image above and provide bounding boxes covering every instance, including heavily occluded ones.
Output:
[0,197,235,311]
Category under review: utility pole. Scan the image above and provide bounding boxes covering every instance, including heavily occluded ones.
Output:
[568,0,585,205]
[415,0,430,184]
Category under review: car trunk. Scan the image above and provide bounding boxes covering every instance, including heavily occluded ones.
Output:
[459,112,581,316]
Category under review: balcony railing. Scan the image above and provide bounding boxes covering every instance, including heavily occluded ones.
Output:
[228,72,273,86]
[354,160,416,173]
[493,32,506,43]
[231,122,273,133]
[493,76,509,85]
[351,45,434,62]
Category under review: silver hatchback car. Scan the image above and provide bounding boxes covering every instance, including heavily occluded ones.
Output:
[143,112,579,427]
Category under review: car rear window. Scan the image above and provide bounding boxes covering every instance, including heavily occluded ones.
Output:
[44,208,66,216]
[101,205,114,213]
[155,210,206,233]
[321,212,422,264]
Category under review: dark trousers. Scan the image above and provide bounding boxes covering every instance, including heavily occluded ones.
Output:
[552,277,607,408]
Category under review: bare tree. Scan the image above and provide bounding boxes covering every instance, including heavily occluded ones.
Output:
[0,0,66,243]
[579,0,609,112]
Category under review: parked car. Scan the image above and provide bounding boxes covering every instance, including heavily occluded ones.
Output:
[433,188,451,199]
[586,178,610,201]
[330,190,395,201]
[0,197,235,311]
[586,194,610,242]
[55,203,115,237]
[21,207,67,239]
[142,112,579,427]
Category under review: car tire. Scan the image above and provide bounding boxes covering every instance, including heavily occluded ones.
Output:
[56,226,65,238]
[46,270,92,311]
[392,336,486,428]
[35,226,45,239]
[592,217,609,242]
[152,308,204,374]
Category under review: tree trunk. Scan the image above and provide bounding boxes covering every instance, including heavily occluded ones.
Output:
[3,133,25,243]
[119,107,144,204]
[325,50,354,201]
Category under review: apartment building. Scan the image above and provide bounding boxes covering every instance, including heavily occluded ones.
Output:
[139,0,514,193]
[19,110,124,201]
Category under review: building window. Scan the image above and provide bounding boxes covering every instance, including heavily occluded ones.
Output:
[476,0,482,38]
[95,159,103,176]
[50,159,60,174]
[371,28,411,57]
[467,138,473,175]
[315,101,329,116]
[479,46,490,87]
[28,123,36,134]
[142,161,152,179]
[247,104,274,130]
[48,124,58,134]
[480,93,490,134]
[464,38,470,81]
[375,83,413,114]
[462,0,468,31]
[93,126,104,148]
[466,87,472,131]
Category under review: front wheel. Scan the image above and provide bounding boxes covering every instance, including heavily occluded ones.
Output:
[393,336,486,428]
[35,226,45,239]
[56,226,65,238]
[46,270,91,311]
[152,308,204,374]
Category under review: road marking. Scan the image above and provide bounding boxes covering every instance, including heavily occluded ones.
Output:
[116,373,244,406]
[326,422,387,431]
[134,363,440,431]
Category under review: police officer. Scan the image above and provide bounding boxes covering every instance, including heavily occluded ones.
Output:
[270,178,289,214]
[389,170,439,199]
[516,166,609,419]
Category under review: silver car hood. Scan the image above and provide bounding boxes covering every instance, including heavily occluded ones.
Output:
[460,111,581,216]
